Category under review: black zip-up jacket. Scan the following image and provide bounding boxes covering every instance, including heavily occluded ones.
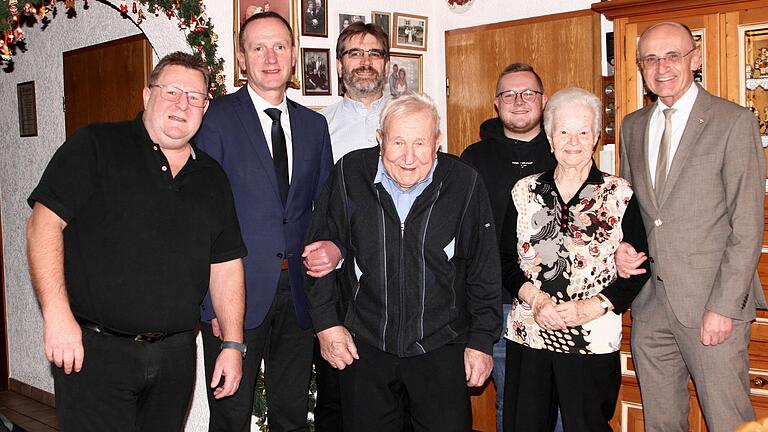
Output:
[305,147,502,357]
[461,118,555,302]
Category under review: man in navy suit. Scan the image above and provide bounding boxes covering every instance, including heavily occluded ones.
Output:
[196,11,337,432]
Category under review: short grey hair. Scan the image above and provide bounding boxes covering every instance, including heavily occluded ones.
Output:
[379,93,441,140]
[543,87,602,140]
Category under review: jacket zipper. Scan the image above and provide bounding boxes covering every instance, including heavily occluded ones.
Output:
[398,221,405,356]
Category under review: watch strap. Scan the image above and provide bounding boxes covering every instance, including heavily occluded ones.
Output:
[221,340,247,358]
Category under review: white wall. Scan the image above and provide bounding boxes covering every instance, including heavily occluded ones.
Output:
[0,1,599,430]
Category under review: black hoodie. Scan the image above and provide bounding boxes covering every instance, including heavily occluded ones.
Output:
[460,118,555,302]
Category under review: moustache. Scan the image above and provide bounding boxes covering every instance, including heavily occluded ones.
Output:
[352,66,379,77]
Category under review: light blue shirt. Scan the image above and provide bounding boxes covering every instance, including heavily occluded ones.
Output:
[321,95,390,162]
[374,158,438,222]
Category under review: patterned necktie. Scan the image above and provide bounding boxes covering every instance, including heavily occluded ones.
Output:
[265,108,289,204]
[654,108,676,201]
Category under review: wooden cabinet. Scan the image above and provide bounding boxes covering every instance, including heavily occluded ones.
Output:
[591,1,768,430]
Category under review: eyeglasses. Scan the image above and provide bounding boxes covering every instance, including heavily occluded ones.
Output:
[496,89,543,104]
[638,47,696,69]
[341,48,387,60]
[149,84,209,108]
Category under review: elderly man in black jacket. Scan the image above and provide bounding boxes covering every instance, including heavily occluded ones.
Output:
[305,93,502,432]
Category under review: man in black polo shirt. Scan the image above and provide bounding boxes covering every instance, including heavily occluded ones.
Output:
[26,52,247,431]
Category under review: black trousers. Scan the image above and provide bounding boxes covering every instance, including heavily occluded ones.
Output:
[53,326,196,432]
[313,338,344,432]
[202,270,314,432]
[503,340,620,432]
[339,340,471,432]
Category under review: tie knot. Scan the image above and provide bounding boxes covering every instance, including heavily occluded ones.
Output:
[663,108,676,119]
[265,108,282,122]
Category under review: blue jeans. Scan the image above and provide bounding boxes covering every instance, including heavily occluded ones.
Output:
[495,304,563,432]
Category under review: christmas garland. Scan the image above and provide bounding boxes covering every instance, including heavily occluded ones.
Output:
[0,0,226,97]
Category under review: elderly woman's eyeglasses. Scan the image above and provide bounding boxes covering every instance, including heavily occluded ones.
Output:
[149,84,210,108]
[496,89,543,104]
[341,48,387,60]
[638,47,696,69]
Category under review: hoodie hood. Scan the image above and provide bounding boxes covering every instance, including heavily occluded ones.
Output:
[479,117,504,140]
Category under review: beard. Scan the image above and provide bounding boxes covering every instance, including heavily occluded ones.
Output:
[343,65,385,95]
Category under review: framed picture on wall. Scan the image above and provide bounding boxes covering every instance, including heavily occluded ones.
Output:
[233,0,300,88]
[384,52,422,97]
[392,12,427,51]
[339,13,365,32]
[302,48,332,96]
[301,0,327,37]
[372,11,390,38]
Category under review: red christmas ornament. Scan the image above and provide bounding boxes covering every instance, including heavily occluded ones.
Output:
[166,9,174,19]
[119,1,127,13]
[9,5,18,15]
[132,1,137,14]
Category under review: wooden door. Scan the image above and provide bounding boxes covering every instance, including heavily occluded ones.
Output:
[444,9,603,157]
[63,34,152,138]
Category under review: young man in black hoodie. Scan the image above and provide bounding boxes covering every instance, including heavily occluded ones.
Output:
[460,63,554,432]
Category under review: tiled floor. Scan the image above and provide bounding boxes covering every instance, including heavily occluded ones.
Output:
[0,390,57,432]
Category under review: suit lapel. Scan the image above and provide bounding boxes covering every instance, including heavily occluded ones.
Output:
[233,87,283,204]
[659,87,711,205]
[286,99,304,206]
[635,105,657,208]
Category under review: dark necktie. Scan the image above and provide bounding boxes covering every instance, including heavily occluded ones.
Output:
[654,107,676,201]
[265,108,289,204]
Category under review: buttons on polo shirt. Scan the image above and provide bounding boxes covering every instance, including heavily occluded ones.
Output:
[161,166,168,172]
[654,219,662,227]
[153,145,159,151]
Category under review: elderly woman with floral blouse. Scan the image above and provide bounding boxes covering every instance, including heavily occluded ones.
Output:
[500,87,650,432]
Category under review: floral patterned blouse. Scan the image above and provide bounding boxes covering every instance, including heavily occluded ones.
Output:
[499,163,649,355]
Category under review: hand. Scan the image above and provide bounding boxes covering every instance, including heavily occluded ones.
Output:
[211,317,221,339]
[700,310,733,346]
[210,348,243,399]
[555,298,605,327]
[532,292,568,331]
[615,242,647,278]
[303,241,342,278]
[464,348,492,387]
[317,326,358,370]
[43,311,83,374]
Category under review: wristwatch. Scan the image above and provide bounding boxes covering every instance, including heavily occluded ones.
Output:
[221,340,248,358]
[596,293,611,314]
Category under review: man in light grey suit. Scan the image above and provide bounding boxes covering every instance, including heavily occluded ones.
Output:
[619,22,766,432]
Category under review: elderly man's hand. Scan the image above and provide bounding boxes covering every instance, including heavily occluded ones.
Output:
[210,348,243,399]
[302,241,342,278]
[317,326,358,370]
[43,311,84,375]
[464,348,492,387]
[615,242,647,278]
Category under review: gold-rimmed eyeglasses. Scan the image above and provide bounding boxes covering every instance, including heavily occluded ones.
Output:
[496,89,543,104]
[149,84,209,108]
[637,47,696,69]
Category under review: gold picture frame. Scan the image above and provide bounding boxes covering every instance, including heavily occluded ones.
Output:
[392,12,427,51]
[384,51,423,97]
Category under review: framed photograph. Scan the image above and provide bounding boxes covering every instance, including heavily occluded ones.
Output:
[371,11,390,38]
[739,23,768,150]
[302,48,331,96]
[339,13,365,32]
[17,81,37,137]
[392,12,427,51]
[384,52,422,97]
[233,0,300,88]
[301,0,327,37]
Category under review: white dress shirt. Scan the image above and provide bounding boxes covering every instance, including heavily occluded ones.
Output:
[647,84,698,186]
[247,85,294,181]
[321,94,390,162]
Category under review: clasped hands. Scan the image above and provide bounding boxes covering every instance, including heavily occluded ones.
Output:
[521,283,606,331]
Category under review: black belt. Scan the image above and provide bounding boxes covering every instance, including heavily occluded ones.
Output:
[75,317,176,343]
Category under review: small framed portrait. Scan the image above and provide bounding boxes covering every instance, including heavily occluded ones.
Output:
[392,12,427,51]
[371,11,390,38]
[302,48,332,96]
[384,52,422,97]
[233,0,300,88]
[339,13,365,32]
[301,0,327,37]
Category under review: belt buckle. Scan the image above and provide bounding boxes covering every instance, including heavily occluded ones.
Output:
[134,332,166,343]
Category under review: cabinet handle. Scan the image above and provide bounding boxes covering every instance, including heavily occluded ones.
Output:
[751,377,766,387]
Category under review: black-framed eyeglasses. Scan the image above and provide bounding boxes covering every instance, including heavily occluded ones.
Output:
[496,89,543,104]
[341,48,387,60]
[149,84,209,108]
[637,47,696,69]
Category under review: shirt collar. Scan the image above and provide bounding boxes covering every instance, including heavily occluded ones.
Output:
[374,157,438,192]
[656,82,698,112]
[341,93,389,115]
[539,160,603,185]
[134,112,201,162]
[247,84,288,113]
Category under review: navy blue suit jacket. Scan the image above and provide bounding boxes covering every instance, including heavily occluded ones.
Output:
[198,86,333,330]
